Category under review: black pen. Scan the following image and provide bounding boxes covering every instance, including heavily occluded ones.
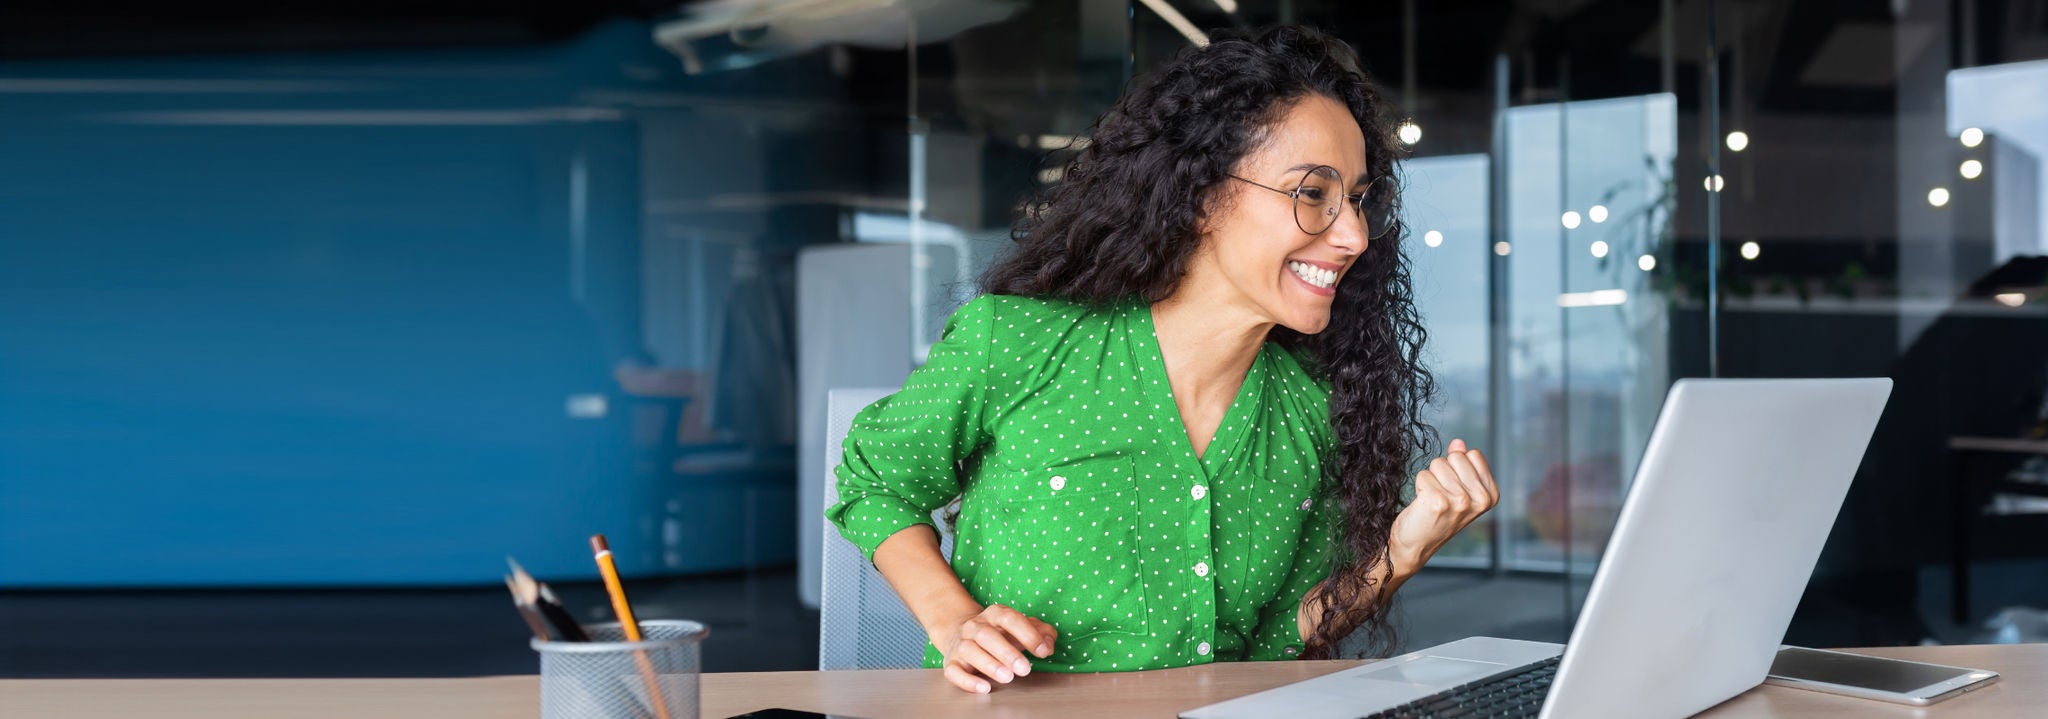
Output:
[508,558,590,642]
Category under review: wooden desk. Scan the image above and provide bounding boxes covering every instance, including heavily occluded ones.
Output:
[2,644,2038,718]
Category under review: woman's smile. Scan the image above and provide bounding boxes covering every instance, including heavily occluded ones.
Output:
[1285,258,1344,297]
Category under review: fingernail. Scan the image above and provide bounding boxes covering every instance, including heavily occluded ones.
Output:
[1037,643,1052,657]
[977,681,991,694]
[995,668,1014,682]
[1013,658,1031,675]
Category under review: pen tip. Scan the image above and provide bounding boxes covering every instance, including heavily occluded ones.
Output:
[590,534,610,553]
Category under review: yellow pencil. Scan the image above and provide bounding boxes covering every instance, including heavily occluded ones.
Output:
[592,534,673,719]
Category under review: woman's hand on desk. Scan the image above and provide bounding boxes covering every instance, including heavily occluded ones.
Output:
[1388,438,1500,570]
[932,604,1057,694]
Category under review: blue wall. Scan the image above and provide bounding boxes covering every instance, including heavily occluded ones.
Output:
[0,22,801,587]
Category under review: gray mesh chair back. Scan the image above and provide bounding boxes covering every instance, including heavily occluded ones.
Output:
[818,387,957,670]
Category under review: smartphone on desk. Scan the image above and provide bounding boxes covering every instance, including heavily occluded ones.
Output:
[1764,646,2000,706]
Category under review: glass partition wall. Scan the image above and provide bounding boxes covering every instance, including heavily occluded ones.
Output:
[8,0,2040,676]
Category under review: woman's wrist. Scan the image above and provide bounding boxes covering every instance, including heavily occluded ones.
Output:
[1390,543,1428,577]
[1385,532,1439,577]
[872,525,986,648]
[919,595,985,645]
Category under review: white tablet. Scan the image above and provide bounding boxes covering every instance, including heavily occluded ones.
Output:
[1764,646,2000,706]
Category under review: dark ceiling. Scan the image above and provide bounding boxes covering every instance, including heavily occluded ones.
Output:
[6,0,2045,119]
[0,0,665,58]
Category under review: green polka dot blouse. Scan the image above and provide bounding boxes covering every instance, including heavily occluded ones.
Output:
[826,294,1339,672]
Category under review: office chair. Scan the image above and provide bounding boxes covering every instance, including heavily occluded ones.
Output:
[818,387,957,670]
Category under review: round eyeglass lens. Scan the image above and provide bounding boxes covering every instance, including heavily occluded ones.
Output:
[1362,175,1398,240]
[1292,166,1344,235]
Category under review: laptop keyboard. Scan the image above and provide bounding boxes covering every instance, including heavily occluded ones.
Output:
[1358,655,1561,719]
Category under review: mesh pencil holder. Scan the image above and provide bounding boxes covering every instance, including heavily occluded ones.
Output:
[533,620,708,719]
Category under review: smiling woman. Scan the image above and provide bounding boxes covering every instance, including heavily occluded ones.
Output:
[826,25,1500,694]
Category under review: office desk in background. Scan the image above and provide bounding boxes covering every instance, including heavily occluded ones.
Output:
[2,644,2039,718]
[1949,436,2048,623]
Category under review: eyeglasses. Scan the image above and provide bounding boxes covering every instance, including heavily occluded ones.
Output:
[1228,165,1398,239]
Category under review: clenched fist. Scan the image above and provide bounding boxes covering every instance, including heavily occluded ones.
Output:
[1387,438,1499,569]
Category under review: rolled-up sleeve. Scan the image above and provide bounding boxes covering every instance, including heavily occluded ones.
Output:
[825,296,997,563]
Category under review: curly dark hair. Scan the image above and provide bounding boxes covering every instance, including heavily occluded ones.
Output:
[979,25,1436,660]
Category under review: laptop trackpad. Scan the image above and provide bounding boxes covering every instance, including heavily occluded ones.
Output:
[1362,656,1510,687]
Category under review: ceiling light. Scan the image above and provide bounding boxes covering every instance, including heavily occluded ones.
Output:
[1590,241,1609,258]
[1398,120,1422,145]
[1638,254,1656,272]
[1726,131,1749,152]
[1136,0,1210,47]
[1961,127,1984,147]
[1557,289,1628,307]
[1589,205,1609,223]
[1423,230,1443,247]
[1740,241,1760,260]
[1494,241,1511,256]
[1928,187,1950,207]
[1961,159,1983,179]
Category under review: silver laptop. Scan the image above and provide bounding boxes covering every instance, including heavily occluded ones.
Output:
[1182,378,1893,719]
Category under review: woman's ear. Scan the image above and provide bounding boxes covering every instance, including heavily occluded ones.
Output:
[1192,183,1229,238]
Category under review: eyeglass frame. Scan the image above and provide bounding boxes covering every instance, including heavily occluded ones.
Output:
[1226,165,1399,239]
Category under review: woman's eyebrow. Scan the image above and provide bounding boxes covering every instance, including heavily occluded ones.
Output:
[1280,161,1373,188]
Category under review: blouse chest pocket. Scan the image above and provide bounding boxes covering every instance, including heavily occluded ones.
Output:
[960,455,1151,644]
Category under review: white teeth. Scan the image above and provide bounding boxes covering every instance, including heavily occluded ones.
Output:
[1289,261,1336,289]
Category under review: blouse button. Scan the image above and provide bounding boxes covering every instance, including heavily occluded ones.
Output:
[1300,498,1313,511]
[1193,561,1209,578]
[1197,642,1212,656]
[1190,485,1207,500]
[1284,646,1300,656]
[1049,475,1067,491]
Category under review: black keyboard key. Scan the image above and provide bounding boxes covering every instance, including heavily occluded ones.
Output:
[1358,656,1562,719]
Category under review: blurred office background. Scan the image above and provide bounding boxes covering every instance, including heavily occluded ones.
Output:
[3,0,2044,678]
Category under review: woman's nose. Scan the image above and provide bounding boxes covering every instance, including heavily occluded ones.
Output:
[1324,208,1368,255]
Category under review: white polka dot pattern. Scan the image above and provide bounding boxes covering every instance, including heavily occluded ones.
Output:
[825,295,1338,673]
